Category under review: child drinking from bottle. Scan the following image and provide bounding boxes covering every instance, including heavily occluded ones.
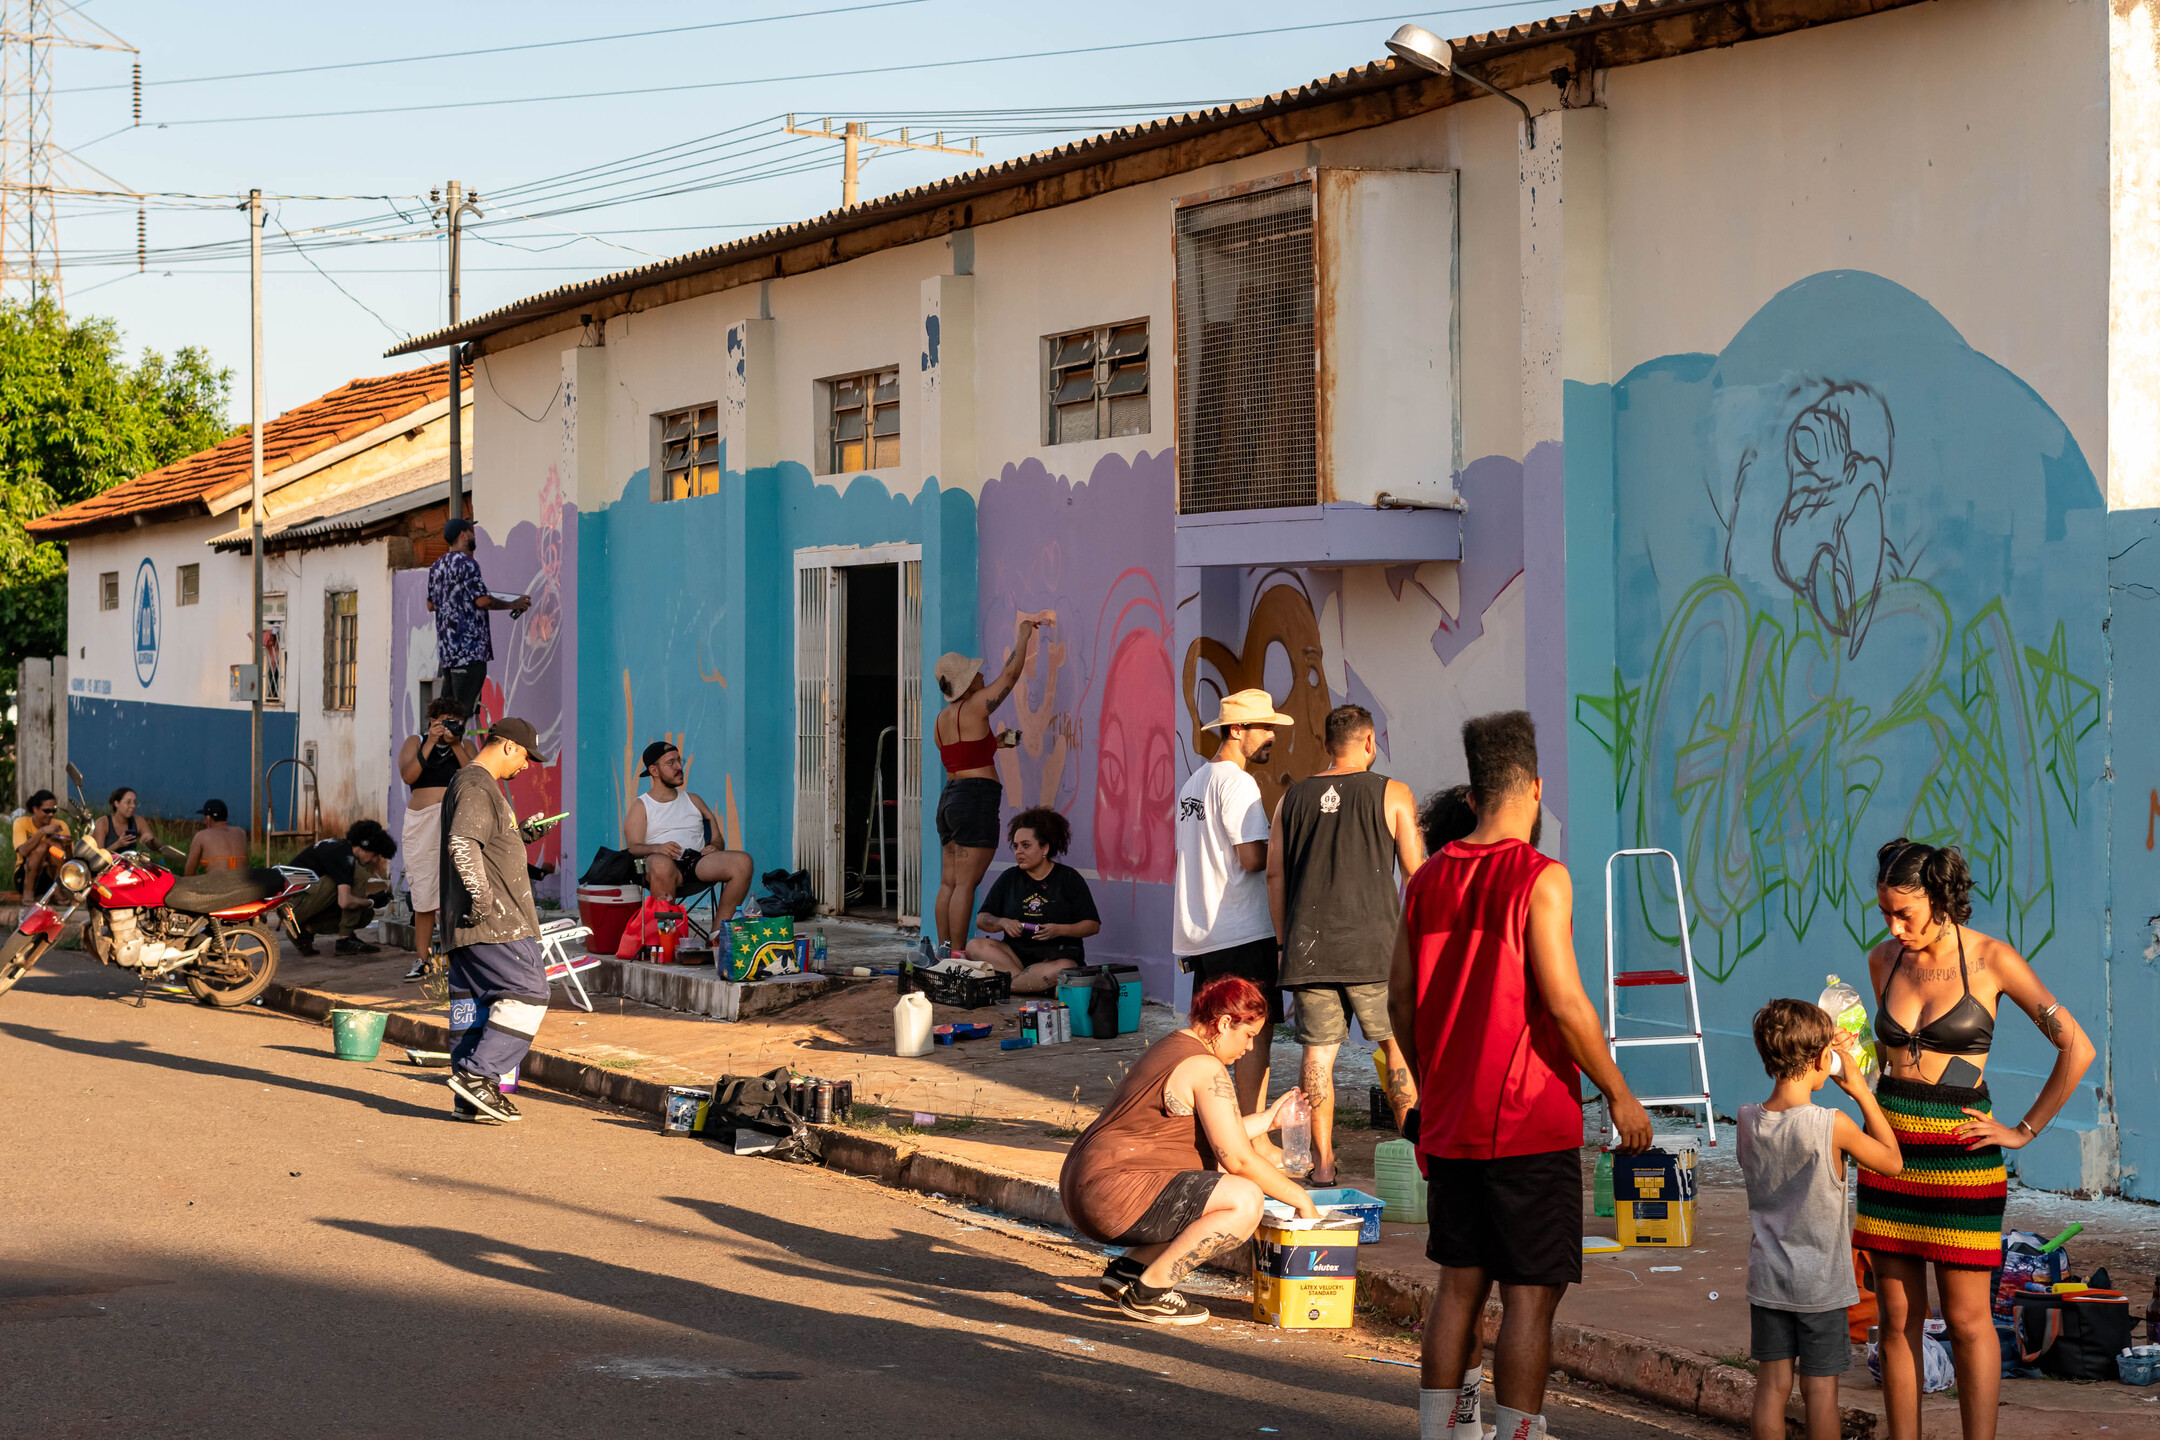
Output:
[1739,1000,1903,1440]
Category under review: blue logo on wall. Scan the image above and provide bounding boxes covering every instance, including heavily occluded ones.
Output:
[132,558,159,687]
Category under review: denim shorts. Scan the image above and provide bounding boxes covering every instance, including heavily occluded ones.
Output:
[1750,1305,1852,1376]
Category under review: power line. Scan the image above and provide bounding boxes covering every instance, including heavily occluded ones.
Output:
[136,7,1529,127]
[53,0,931,92]
[268,211,409,342]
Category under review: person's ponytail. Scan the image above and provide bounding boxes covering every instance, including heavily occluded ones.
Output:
[1875,836,1973,925]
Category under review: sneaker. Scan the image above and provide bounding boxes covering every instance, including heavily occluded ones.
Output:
[451,1094,502,1125]
[447,1069,522,1122]
[1098,1255,1146,1300]
[336,935,381,956]
[292,931,318,956]
[1116,1286,1208,1326]
[403,956,428,981]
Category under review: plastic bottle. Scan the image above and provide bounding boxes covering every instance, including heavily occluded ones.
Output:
[1594,1148,1616,1218]
[1818,974,1878,1080]
[893,992,933,1057]
[1279,1090,1313,1178]
[813,925,828,970]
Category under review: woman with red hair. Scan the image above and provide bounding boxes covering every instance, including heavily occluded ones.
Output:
[1059,974,1318,1324]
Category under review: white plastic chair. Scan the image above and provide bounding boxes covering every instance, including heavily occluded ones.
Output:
[538,916,599,1011]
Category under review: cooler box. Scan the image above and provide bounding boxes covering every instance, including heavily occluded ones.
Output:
[576,883,645,956]
[726,917,795,982]
[1614,1141,1697,1247]
[1253,1212,1363,1328]
[1056,964,1142,1037]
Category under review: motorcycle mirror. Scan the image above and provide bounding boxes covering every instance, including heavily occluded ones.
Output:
[65,762,84,787]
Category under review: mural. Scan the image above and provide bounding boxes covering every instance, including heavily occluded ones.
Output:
[1572,271,2106,1067]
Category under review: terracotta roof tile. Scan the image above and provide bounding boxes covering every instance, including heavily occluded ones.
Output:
[28,360,463,540]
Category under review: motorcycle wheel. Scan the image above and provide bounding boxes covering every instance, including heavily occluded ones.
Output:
[0,929,48,1000]
[185,920,279,1007]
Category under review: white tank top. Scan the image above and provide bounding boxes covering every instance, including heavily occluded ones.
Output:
[636,790,705,853]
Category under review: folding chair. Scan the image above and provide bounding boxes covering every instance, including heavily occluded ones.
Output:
[537,916,600,1011]
[634,818,729,953]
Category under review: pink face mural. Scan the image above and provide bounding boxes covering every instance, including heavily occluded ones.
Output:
[1093,590,1175,883]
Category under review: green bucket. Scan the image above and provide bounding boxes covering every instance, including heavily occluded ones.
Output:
[329,1008,389,1062]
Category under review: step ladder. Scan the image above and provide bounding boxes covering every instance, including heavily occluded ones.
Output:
[1602,847,1717,1147]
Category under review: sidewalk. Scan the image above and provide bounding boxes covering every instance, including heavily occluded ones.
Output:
[260,921,2160,1437]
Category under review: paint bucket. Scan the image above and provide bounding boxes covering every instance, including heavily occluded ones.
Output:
[576,883,646,956]
[329,1008,389,1063]
[661,1085,705,1137]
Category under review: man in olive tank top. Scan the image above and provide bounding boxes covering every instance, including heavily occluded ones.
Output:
[1267,704,1425,1184]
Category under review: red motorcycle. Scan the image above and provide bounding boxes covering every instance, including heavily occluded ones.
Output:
[0,765,313,1007]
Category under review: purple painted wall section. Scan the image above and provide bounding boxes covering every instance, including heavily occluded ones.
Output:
[385,477,576,907]
[975,449,1177,995]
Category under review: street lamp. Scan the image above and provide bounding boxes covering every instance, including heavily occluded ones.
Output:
[1387,23,1535,133]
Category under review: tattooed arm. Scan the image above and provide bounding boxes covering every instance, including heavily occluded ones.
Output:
[1958,936,2095,1151]
[1180,1056,1317,1217]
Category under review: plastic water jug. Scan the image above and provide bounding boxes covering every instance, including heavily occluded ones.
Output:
[1819,974,1878,1079]
[893,991,934,1057]
[1374,1138,1426,1223]
[1593,1148,1615,1218]
[1278,1089,1313,1177]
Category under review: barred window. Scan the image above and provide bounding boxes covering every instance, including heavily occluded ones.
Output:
[1045,321,1150,445]
[658,403,720,500]
[1174,180,1316,514]
[323,590,358,713]
[827,368,900,474]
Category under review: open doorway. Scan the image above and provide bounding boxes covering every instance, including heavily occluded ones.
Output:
[794,546,922,925]
[843,564,899,919]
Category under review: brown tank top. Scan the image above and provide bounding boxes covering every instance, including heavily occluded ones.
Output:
[1058,1031,1221,1243]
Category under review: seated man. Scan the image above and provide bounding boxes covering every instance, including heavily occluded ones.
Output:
[290,820,397,956]
[12,789,69,897]
[184,798,250,874]
[622,740,753,920]
[967,807,1101,993]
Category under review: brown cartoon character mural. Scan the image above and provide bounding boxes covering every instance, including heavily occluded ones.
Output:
[1182,582,1331,816]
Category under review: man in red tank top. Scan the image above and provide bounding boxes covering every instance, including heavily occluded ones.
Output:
[1386,711,1651,1440]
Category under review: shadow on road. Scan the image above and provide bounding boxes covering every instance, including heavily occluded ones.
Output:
[0,1021,455,1122]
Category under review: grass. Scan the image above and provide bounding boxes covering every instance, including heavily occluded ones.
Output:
[1716,1353,1758,1373]
[587,1058,645,1071]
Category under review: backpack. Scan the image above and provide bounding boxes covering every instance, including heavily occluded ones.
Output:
[579,846,639,886]
[707,1067,821,1164]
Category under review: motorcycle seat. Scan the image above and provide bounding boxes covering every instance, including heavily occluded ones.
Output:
[165,868,287,915]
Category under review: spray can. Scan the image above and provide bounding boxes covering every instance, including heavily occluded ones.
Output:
[831,1079,853,1122]
[813,1080,835,1124]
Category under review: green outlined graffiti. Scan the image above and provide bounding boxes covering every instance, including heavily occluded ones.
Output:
[1577,577,2099,982]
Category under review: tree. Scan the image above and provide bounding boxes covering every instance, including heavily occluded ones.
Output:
[0,297,234,667]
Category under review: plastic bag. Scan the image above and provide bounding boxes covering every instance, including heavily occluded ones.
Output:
[1867,1321,1956,1392]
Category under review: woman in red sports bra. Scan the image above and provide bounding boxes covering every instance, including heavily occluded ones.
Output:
[929,610,1053,957]
[1858,837,2093,1440]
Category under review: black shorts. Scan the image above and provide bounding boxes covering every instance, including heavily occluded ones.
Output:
[1183,936,1283,1019]
[935,777,1002,850]
[1426,1147,1582,1287]
[1750,1306,1852,1376]
[1108,1171,1223,1247]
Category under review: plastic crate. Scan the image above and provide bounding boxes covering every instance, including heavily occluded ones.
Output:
[1305,1186,1387,1245]
[899,964,1012,1010]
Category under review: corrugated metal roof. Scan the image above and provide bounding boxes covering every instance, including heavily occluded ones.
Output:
[207,450,465,554]
[30,361,463,540]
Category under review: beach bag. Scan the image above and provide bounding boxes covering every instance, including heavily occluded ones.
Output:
[613,895,688,960]
[1992,1231,2068,1317]
[1847,1249,1878,1342]
[2017,1289,2136,1380]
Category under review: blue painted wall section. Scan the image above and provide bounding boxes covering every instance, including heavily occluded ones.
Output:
[1570,272,2109,1190]
[2105,504,2160,1197]
[68,696,301,830]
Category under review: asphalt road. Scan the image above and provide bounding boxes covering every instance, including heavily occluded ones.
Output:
[0,955,1705,1440]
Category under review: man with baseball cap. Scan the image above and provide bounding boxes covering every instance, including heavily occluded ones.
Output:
[441,717,551,1123]
[1174,688,1295,1112]
[928,610,1053,962]
[184,798,250,874]
[426,517,530,723]
[623,739,753,917]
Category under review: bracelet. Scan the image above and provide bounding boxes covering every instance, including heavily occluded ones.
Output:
[2017,1118,2039,1137]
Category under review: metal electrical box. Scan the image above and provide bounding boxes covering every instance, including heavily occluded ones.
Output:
[229,664,259,702]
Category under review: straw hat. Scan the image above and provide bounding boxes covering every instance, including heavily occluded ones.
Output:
[935,652,984,698]
[1202,688,1295,730]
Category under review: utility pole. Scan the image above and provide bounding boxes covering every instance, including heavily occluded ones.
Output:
[432,181,482,519]
[782,117,982,209]
[247,188,264,850]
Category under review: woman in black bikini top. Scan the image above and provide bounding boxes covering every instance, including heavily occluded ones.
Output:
[1858,837,2094,1440]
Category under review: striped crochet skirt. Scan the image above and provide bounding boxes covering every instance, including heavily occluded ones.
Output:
[1854,1075,2007,1269]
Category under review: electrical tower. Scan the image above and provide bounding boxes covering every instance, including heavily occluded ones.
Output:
[0,0,136,302]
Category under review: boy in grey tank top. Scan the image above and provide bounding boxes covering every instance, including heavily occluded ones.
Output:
[1738,999,1904,1440]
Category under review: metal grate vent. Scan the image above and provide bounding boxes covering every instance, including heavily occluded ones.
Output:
[1174,181,1316,514]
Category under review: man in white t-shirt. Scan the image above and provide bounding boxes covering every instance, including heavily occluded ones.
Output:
[1174,687,1295,1111]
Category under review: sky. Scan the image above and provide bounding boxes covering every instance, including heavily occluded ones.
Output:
[32,0,1580,419]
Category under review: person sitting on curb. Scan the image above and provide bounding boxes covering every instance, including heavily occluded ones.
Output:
[184,799,249,873]
[1060,975,1317,1325]
[967,807,1100,993]
[622,740,753,920]
[290,820,397,955]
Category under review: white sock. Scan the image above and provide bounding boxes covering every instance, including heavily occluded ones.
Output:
[1419,1388,1461,1438]
[1493,1405,1544,1439]
[1456,1366,1484,1429]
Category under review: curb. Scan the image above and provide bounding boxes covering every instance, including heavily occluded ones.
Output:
[263,980,1863,1434]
